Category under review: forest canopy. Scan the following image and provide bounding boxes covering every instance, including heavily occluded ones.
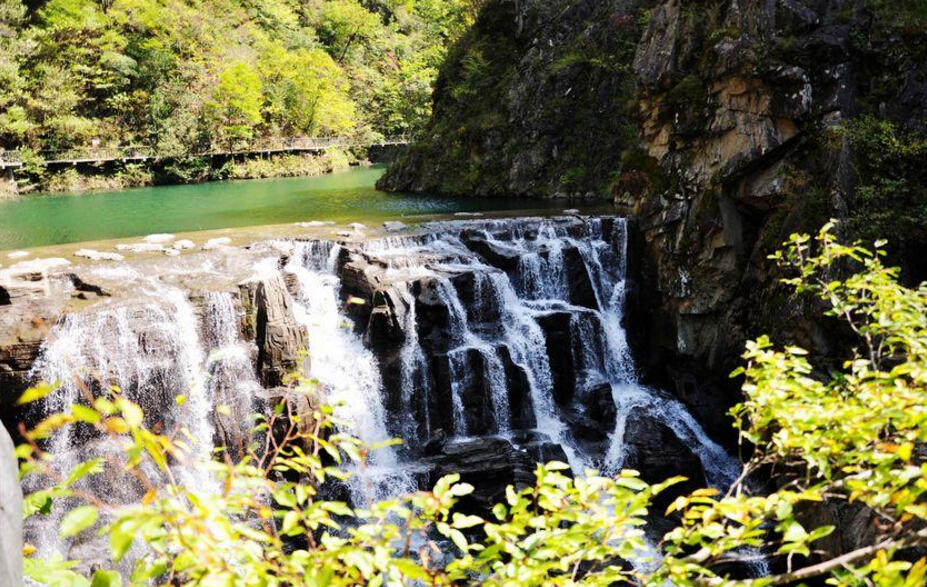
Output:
[0,0,482,153]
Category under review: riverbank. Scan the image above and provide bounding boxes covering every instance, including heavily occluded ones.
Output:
[0,146,404,199]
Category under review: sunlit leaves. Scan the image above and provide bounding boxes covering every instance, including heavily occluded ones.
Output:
[17,381,59,405]
[59,505,98,538]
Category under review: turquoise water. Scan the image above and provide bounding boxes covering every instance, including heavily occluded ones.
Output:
[0,166,564,250]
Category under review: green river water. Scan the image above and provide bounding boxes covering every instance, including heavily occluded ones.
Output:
[0,166,568,250]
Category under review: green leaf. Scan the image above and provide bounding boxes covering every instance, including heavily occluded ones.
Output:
[90,569,123,587]
[65,458,105,486]
[71,404,101,424]
[110,521,135,562]
[451,512,483,529]
[60,505,99,538]
[18,382,58,405]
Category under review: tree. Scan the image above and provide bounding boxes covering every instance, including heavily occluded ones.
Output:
[259,45,357,136]
[318,0,382,64]
[208,61,264,149]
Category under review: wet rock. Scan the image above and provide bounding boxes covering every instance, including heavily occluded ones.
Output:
[496,345,535,430]
[423,436,537,515]
[460,232,522,271]
[383,221,409,232]
[428,349,496,437]
[0,423,22,587]
[562,246,597,309]
[511,430,569,465]
[536,311,575,404]
[74,249,125,262]
[422,428,448,457]
[0,341,42,403]
[561,382,616,449]
[68,273,109,298]
[622,412,707,512]
[412,276,456,351]
[252,274,306,387]
[365,286,409,349]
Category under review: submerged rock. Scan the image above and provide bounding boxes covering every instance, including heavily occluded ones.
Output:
[74,249,124,262]
[382,221,408,232]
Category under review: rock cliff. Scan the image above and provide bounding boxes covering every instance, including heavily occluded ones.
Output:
[380,0,927,443]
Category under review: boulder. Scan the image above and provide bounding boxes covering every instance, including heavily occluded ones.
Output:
[253,274,306,387]
[0,424,22,587]
[622,412,707,513]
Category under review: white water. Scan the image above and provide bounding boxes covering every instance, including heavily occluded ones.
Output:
[25,287,217,561]
[285,243,415,504]
[203,291,262,458]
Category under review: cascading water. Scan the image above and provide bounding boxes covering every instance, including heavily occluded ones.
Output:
[284,242,415,504]
[203,291,262,458]
[24,287,217,563]
[15,215,761,577]
[335,216,742,483]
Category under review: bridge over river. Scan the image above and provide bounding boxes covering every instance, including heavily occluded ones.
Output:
[0,136,409,170]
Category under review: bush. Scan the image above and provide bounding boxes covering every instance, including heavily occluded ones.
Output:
[18,222,927,585]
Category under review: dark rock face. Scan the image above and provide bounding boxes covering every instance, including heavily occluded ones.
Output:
[378,0,658,198]
[622,412,706,502]
[423,435,568,515]
[249,274,307,387]
[0,423,22,587]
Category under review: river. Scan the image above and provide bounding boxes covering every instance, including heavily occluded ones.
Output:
[0,166,568,251]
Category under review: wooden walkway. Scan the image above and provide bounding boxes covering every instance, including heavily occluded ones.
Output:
[0,136,409,170]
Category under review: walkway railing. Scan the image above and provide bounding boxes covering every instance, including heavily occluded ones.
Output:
[0,136,410,169]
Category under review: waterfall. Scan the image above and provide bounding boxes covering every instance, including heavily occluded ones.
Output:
[203,291,262,459]
[25,288,217,562]
[16,214,757,576]
[285,244,415,504]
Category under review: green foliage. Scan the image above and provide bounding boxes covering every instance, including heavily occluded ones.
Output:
[209,61,264,148]
[18,222,927,585]
[844,116,927,271]
[0,0,481,153]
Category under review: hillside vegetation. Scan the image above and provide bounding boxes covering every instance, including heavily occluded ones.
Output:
[0,0,480,154]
